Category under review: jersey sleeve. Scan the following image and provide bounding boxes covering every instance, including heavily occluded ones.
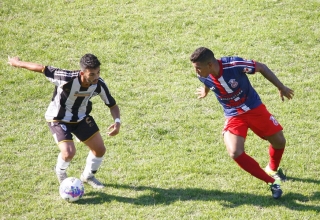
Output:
[233,57,256,75]
[97,79,117,108]
[43,66,79,86]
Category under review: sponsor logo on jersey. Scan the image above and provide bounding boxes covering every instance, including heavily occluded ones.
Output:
[243,67,253,73]
[270,115,279,126]
[228,79,238,88]
[74,91,91,97]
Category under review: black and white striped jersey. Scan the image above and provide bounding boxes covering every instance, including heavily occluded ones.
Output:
[43,66,116,122]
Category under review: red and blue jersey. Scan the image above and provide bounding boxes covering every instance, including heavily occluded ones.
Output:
[198,56,262,117]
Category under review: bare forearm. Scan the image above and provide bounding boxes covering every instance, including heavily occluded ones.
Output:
[256,62,284,89]
[8,57,44,73]
[255,61,294,101]
[16,61,44,73]
[109,104,120,120]
[107,104,121,136]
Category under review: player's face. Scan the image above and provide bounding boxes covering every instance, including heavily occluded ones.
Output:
[192,62,211,78]
[81,67,100,86]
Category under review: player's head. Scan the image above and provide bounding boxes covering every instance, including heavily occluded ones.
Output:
[80,53,101,71]
[190,47,216,78]
[190,47,215,63]
[80,54,101,86]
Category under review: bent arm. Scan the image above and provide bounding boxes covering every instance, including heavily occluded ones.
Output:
[255,61,285,89]
[8,56,45,73]
[109,104,120,121]
[196,85,210,99]
[107,104,121,136]
[255,61,294,101]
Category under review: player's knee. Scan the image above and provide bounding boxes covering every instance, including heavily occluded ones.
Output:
[280,137,286,147]
[94,145,106,157]
[100,146,106,156]
[228,150,242,159]
[272,134,286,149]
[59,143,76,160]
[61,149,76,160]
[275,137,286,149]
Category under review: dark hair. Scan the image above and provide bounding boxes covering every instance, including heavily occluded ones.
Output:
[80,53,101,70]
[190,47,215,63]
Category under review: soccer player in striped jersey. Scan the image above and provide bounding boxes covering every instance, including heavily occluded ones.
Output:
[190,47,294,199]
[8,54,121,189]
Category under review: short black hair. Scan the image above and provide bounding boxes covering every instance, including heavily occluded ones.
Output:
[80,53,101,70]
[190,47,215,63]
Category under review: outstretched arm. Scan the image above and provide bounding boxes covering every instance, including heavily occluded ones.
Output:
[8,56,45,73]
[255,61,294,101]
[107,104,121,136]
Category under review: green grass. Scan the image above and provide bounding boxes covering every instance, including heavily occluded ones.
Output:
[1,0,320,219]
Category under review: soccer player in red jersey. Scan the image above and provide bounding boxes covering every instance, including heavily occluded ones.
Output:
[8,54,121,189]
[190,47,294,199]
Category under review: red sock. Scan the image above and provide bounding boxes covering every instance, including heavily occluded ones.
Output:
[268,145,285,171]
[234,152,274,184]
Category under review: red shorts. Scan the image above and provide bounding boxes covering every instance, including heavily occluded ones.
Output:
[223,104,283,139]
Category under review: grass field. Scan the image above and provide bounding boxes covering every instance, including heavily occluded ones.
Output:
[1,0,320,219]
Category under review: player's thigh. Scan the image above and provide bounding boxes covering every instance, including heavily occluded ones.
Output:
[72,116,106,156]
[48,121,74,143]
[223,115,249,139]
[73,116,100,142]
[48,121,76,160]
[83,131,106,157]
[248,104,283,139]
[223,131,245,159]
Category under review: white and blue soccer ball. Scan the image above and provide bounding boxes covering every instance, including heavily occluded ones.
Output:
[59,177,84,202]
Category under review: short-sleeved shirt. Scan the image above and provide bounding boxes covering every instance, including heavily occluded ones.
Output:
[43,66,116,122]
[198,56,262,117]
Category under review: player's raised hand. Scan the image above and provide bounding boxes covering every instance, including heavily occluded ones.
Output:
[279,86,294,101]
[8,56,21,67]
[196,87,209,99]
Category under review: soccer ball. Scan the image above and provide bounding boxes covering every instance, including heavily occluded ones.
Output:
[59,177,84,202]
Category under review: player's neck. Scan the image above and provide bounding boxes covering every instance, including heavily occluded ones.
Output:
[210,60,220,77]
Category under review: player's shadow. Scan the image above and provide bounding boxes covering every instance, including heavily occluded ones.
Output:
[78,180,320,212]
[288,176,320,185]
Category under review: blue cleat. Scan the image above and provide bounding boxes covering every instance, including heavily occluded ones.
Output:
[270,180,283,199]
